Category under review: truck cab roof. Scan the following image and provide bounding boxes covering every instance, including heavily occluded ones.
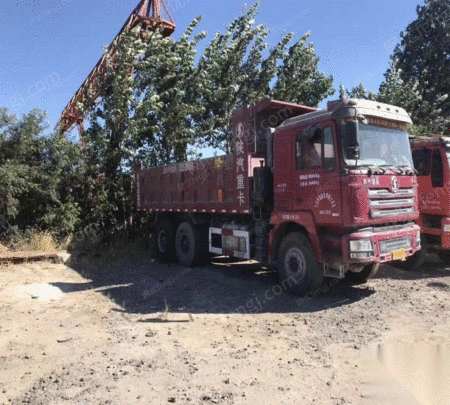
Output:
[410,135,450,148]
[279,98,412,129]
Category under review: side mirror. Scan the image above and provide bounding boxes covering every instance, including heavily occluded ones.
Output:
[345,121,358,147]
[302,125,317,139]
[345,120,360,160]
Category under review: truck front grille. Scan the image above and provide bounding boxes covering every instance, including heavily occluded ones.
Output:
[370,198,415,208]
[369,188,415,219]
[368,188,415,197]
[372,207,415,218]
[379,237,412,254]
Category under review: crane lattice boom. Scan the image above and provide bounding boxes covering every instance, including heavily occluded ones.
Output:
[57,0,175,134]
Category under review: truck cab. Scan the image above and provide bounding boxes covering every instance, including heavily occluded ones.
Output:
[408,136,450,265]
[266,98,421,292]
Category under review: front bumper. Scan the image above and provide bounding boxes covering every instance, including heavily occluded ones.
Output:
[441,217,450,249]
[343,223,421,264]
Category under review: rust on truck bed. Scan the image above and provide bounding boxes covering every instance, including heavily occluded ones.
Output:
[136,99,316,215]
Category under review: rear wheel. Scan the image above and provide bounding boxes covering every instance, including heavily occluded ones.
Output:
[175,222,208,267]
[395,240,427,271]
[155,219,176,262]
[278,232,324,296]
[437,249,450,263]
[346,263,379,284]
[399,250,426,271]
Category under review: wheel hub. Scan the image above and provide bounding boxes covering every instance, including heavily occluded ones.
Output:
[285,248,306,279]
[158,231,167,253]
[180,234,190,255]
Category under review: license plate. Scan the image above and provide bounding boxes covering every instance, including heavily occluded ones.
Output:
[392,248,406,261]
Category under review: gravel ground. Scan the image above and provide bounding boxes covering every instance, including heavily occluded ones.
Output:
[0,253,449,405]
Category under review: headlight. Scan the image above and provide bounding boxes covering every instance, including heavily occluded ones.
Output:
[349,239,373,252]
[416,231,421,248]
[349,239,374,259]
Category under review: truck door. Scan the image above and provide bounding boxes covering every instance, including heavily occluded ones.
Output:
[273,131,292,210]
[292,122,342,224]
[413,147,448,213]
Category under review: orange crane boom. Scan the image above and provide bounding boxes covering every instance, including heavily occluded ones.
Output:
[57,0,175,134]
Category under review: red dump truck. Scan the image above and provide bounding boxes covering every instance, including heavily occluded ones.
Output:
[136,98,421,295]
[404,136,450,268]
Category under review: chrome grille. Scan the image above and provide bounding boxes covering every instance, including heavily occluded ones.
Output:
[370,198,415,208]
[368,188,415,198]
[372,207,415,218]
[369,188,415,219]
[379,237,412,254]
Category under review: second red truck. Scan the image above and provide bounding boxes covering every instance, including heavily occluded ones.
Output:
[402,136,450,268]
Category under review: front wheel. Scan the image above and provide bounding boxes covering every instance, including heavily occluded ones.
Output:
[346,263,379,284]
[278,232,324,296]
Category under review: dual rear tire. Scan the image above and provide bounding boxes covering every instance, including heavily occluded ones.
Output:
[155,219,176,262]
[155,219,209,267]
[175,222,209,267]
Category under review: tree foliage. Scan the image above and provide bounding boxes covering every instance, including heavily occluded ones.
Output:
[196,3,334,151]
[339,1,450,135]
[133,18,207,166]
[391,0,450,134]
[0,108,81,239]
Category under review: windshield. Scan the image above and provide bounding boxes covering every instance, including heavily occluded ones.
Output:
[344,123,414,168]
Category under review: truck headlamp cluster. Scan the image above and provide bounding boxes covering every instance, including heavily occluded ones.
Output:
[416,231,421,249]
[349,239,374,259]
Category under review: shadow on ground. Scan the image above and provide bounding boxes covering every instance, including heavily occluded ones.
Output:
[50,254,370,315]
[51,252,449,316]
[377,253,450,281]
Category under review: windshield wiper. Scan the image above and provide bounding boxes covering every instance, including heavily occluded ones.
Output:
[397,165,417,175]
[378,165,403,175]
[349,164,386,175]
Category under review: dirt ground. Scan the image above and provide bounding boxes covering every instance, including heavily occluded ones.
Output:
[0,252,449,405]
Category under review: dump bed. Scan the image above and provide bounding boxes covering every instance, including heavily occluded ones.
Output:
[136,100,317,215]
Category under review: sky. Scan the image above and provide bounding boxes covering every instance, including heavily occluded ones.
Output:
[0,0,422,140]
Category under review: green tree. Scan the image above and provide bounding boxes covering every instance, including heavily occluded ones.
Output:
[391,0,450,134]
[74,4,335,238]
[81,26,147,236]
[272,32,334,106]
[0,108,82,239]
[196,3,334,152]
[133,18,207,166]
[339,82,377,100]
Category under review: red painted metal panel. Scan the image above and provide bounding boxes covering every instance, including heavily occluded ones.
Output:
[136,100,315,215]
[137,155,244,213]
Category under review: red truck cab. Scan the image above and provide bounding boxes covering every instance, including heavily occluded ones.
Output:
[267,99,420,287]
[408,136,450,266]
